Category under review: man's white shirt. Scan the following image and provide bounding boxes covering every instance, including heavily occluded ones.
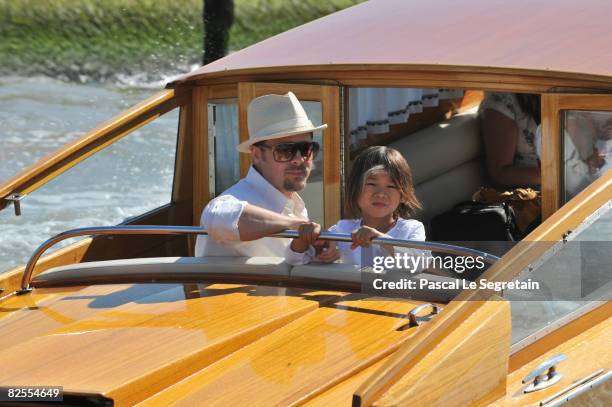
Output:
[195,166,308,257]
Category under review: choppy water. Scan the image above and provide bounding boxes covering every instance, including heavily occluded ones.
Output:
[0,76,180,272]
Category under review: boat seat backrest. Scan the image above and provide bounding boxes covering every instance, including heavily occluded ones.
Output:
[33,256,292,285]
[35,256,459,301]
[388,111,486,228]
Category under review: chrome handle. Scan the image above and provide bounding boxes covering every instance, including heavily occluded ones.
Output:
[523,354,567,393]
[18,226,499,293]
[408,303,441,327]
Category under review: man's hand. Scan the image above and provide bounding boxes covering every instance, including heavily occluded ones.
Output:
[290,221,322,253]
[351,226,384,249]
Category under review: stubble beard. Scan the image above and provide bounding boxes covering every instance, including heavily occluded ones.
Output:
[283,164,310,192]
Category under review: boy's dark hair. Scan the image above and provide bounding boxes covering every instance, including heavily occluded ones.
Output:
[346,146,421,219]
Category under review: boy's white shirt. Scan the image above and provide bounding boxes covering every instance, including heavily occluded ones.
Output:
[285,218,426,266]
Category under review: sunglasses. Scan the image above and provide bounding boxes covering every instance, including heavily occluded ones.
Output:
[257,141,320,162]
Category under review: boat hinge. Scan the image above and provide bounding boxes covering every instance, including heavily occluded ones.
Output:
[523,354,567,393]
[3,193,24,216]
[397,303,442,330]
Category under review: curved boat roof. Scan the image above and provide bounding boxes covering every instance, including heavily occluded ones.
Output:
[171,0,612,86]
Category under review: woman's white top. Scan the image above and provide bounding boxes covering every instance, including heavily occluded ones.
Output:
[285,218,426,266]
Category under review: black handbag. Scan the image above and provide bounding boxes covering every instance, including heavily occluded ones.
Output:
[431,201,520,242]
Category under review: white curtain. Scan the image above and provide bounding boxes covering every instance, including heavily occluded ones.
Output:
[213,102,240,195]
[348,88,464,147]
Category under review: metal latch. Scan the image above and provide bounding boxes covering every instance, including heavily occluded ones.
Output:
[4,193,23,216]
[523,354,567,393]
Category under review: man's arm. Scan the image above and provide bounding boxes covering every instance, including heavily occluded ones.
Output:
[237,203,306,241]
[202,195,306,242]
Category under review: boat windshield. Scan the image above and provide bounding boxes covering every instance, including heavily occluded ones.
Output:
[505,199,611,346]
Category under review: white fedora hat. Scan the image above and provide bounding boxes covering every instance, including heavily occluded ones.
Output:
[236,91,327,153]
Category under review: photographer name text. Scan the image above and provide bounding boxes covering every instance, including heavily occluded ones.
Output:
[372,278,540,292]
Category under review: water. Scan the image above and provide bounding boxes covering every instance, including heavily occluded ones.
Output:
[0,76,181,273]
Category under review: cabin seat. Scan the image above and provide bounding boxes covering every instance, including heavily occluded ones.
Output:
[388,110,485,230]
[32,256,291,286]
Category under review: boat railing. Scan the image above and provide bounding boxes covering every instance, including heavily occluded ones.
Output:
[18,225,500,293]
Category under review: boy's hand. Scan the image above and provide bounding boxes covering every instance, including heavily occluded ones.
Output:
[317,243,340,263]
[290,221,321,253]
[351,226,384,249]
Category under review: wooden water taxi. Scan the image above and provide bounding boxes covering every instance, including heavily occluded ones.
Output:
[0,0,610,405]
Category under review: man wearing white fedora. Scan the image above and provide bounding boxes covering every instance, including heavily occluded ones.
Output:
[195,92,327,257]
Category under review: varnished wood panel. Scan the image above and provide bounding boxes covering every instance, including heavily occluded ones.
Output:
[321,86,341,227]
[304,358,388,406]
[541,93,612,219]
[555,93,612,110]
[355,299,510,406]
[350,297,479,406]
[137,296,424,406]
[0,89,188,210]
[184,65,612,94]
[208,83,237,100]
[237,83,257,177]
[172,106,193,205]
[0,284,339,406]
[541,94,561,220]
[375,300,510,406]
[192,87,210,226]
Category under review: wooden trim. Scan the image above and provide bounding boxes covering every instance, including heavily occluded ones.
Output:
[343,86,351,218]
[554,93,612,110]
[192,87,210,226]
[0,89,188,209]
[238,83,257,177]
[321,86,341,227]
[363,299,510,406]
[172,105,193,205]
[509,302,611,372]
[541,93,612,219]
[541,94,561,220]
[352,298,499,406]
[171,64,612,92]
[208,83,238,100]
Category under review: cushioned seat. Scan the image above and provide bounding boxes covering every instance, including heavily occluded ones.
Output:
[32,256,291,286]
[290,262,363,283]
[388,109,485,227]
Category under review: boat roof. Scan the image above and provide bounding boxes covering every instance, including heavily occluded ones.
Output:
[170,0,612,86]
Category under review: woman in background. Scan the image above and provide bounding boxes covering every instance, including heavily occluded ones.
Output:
[480,92,541,188]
